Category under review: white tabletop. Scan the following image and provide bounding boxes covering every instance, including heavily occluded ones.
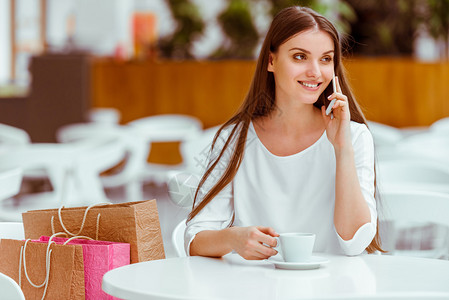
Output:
[102,253,449,300]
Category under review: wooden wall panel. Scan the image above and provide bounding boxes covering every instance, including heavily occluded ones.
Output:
[92,60,255,128]
[92,58,449,129]
[344,58,449,127]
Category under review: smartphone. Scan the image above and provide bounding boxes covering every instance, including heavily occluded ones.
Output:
[325,74,337,116]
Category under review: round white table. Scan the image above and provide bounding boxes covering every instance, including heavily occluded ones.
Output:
[102,253,449,300]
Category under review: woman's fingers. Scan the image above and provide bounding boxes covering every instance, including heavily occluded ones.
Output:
[327,77,347,105]
[236,226,278,260]
[240,241,277,260]
[321,105,331,123]
[335,75,342,93]
[332,100,347,110]
[257,226,279,246]
[327,92,347,103]
[253,227,278,255]
[254,245,277,259]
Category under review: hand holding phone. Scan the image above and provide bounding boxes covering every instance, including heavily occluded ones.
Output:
[325,74,337,117]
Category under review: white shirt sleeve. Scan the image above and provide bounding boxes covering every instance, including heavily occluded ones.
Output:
[336,124,377,255]
[184,127,236,255]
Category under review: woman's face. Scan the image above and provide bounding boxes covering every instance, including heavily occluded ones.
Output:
[268,29,335,106]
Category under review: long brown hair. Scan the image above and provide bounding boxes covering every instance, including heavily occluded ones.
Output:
[188,6,383,253]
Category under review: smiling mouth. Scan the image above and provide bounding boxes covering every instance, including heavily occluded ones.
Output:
[298,81,321,88]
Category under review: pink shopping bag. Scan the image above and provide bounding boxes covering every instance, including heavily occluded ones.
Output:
[39,236,130,300]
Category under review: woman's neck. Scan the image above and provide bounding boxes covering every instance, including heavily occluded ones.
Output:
[260,102,324,136]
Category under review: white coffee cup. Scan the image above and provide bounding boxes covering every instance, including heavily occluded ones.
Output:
[276,233,316,263]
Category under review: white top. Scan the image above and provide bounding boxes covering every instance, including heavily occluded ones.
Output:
[185,121,377,256]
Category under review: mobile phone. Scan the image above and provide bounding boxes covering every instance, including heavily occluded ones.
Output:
[325,74,337,116]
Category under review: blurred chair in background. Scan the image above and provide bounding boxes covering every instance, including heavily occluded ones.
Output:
[0,167,25,238]
[430,116,449,134]
[0,137,125,221]
[0,222,24,240]
[86,107,121,125]
[377,160,449,194]
[373,126,449,169]
[368,121,404,148]
[128,114,203,186]
[0,124,31,146]
[167,125,220,208]
[72,137,126,202]
[179,125,221,176]
[57,114,203,202]
[0,167,23,205]
[57,122,146,201]
[171,219,187,257]
[394,133,449,166]
[380,190,449,259]
[0,272,26,300]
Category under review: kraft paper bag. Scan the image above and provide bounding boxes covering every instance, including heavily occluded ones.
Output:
[22,200,165,263]
[0,238,85,300]
[40,236,130,300]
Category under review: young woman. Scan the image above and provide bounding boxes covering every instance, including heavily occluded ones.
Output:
[185,6,383,260]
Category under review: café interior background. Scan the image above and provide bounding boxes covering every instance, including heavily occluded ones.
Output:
[1,0,449,259]
[1,0,448,93]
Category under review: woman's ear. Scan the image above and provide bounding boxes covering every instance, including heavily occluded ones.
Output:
[267,53,275,72]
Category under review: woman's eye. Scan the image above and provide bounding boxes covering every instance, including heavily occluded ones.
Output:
[322,56,333,62]
[294,54,306,60]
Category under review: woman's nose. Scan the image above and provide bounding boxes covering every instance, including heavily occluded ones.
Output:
[305,61,321,78]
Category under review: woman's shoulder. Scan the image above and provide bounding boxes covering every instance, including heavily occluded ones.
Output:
[350,121,370,135]
[349,121,373,145]
[208,122,244,154]
[213,123,239,143]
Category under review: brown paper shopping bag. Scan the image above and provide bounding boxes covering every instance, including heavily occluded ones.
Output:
[0,239,85,300]
[22,200,165,263]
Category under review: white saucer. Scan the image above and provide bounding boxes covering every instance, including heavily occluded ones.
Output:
[267,256,329,270]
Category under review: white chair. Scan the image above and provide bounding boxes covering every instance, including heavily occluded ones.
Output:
[430,116,449,134]
[167,173,200,208]
[57,122,150,202]
[0,272,26,300]
[172,219,187,257]
[86,107,121,125]
[377,160,449,194]
[58,115,203,202]
[0,123,31,146]
[0,137,126,221]
[380,190,449,259]
[0,168,22,202]
[0,124,59,190]
[376,131,449,168]
[167,125,220,207]
[180,125,220,176]
[72,137,127,203]
[128,114,203,186]
[0,214,25,300]
[367,121,404,149]
[56,123,122,143]
[0,222,25,240]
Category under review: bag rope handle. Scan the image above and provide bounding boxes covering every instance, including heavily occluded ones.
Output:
[63,235,94,244]
[19,232,68,300]
[51,203,109,240]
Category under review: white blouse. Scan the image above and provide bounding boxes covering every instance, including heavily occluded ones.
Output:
[185,121,377,256]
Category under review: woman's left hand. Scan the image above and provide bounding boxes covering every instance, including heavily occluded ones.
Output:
[321,76,352,150]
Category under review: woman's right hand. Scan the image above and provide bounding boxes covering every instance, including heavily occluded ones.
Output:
[228,226,279,260]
